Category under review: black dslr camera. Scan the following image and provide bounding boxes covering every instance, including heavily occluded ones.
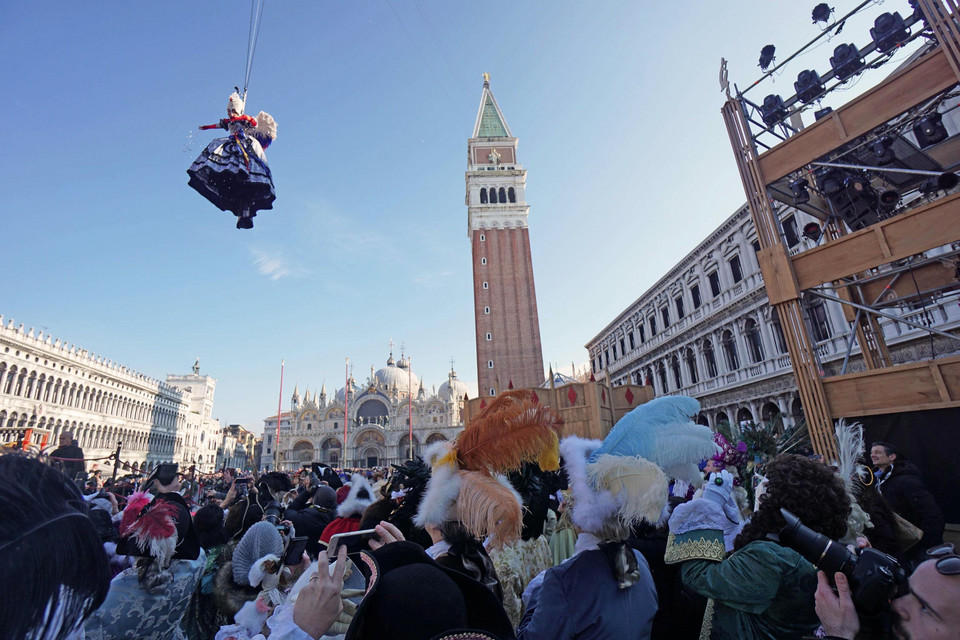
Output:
[772,508,906,616]
[264,500,288,533]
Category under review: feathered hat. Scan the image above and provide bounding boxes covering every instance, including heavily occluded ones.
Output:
[562,396,717,538]
[589,395,718,486]
[415,390,563,548]
[117,494,200,570]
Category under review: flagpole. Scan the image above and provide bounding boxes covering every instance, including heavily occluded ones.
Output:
[344,358,350,469]
[274,359,284,471]
[408,356,413,460]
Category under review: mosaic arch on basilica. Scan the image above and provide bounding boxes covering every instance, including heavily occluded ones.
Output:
[265,350,468,470]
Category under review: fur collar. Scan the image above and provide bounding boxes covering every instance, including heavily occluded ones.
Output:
[212,560,258,620]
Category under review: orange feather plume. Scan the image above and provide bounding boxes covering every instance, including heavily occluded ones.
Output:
[456,471,523,548]
[455,390,563,473]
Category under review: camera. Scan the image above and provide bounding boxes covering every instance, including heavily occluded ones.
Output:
[773,508,906,615]
[264,500,284,527]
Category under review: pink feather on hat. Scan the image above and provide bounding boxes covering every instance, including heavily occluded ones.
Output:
[119,491,151,535]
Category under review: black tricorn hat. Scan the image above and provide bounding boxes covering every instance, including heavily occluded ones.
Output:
[345,541,514,640]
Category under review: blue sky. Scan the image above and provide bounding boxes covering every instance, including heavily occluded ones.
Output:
[0,1,921,433]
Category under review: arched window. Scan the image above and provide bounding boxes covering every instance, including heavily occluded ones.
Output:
[657,361,668,391]
[499,187,506,203]
[722,330,740,370]
[490,188,498,204]
[684,348,699,384]
[770,308,788,354]
[745,319,764,363]
[702,340,718,377]
[479,188,488,204]
[508,187,516,202]
[3,366,15,395]
[670,356,682,389]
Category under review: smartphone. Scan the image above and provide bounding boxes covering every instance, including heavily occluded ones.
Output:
[283,536,309,565]
[327,529,378,556]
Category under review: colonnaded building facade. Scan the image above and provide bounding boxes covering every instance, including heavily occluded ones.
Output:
[0,316,238,474]
[586,204,960,431]
[264,351,468,471]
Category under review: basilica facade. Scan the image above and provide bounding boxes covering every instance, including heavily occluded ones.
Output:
[264,352,468,471]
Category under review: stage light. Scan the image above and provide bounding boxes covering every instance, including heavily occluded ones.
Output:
[795,69,825,104]
[914,113,948,148]
[790,178,811,205]
[830,43,865,81]
[872,136,895,166]
[812,3,833,24]
[815,107,834,120]
[878,189,901,213]
[759,45,776,71]
[761,94,788,127]
[802,222,822,241]
[871,12,908,54]
[844,174,877,203]
[919,172,959,194]
[815,166,847,196]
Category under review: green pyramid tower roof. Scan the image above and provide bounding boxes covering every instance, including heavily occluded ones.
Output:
[472,76,513,138]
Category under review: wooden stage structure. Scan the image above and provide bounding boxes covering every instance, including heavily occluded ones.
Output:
[724,0,960,458]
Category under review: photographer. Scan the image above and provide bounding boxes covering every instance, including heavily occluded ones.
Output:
[815,546,960,640]
[205,467,236,503]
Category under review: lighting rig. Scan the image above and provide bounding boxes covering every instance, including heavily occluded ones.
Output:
[721,0,960,458]
[748,4,930,141]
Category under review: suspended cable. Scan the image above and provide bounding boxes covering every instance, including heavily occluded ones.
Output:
[412,0,471,104]
[243,0,267,99]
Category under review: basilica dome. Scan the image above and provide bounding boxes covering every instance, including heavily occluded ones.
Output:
[438,370,468,401]
[375,354,420,394]
[335,377,357,403]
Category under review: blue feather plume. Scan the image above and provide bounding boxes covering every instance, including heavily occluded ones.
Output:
[588,396,717,484]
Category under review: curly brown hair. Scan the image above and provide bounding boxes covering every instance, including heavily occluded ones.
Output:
[734,454,850,551]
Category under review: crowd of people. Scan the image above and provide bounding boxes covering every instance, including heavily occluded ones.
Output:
[2,391,957,640]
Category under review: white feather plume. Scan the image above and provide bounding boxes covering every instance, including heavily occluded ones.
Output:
[560,436,618,533]
[414,459,461,528]
[254,111,277,141]
[834,419,865,495]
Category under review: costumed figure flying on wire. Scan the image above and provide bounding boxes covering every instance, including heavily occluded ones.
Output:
[187,91,277,229]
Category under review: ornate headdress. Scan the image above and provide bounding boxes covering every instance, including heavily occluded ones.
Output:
[562,396,718,539]
[710,432,749,470]
[415,390,563,548]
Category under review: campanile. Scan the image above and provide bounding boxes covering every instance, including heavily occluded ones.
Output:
[466,74,544,396]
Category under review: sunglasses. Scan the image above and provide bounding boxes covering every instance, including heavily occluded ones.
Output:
[926,542,960,576]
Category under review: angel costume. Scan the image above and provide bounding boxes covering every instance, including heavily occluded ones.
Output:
[188,92,277,229]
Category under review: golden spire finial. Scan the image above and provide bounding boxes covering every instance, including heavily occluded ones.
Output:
[482,72,490,84]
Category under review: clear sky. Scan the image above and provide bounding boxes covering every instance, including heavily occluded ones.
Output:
[0,1,921,433]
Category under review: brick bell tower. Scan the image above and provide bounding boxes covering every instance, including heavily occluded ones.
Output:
[466,74,545,397]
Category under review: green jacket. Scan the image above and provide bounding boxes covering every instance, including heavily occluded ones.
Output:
[680,540,819,640]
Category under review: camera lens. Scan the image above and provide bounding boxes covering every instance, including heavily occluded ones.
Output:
[264,500,283,526]
[778,508,856,575]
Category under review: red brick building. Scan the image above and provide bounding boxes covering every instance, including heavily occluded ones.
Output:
[466,75,544,396]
